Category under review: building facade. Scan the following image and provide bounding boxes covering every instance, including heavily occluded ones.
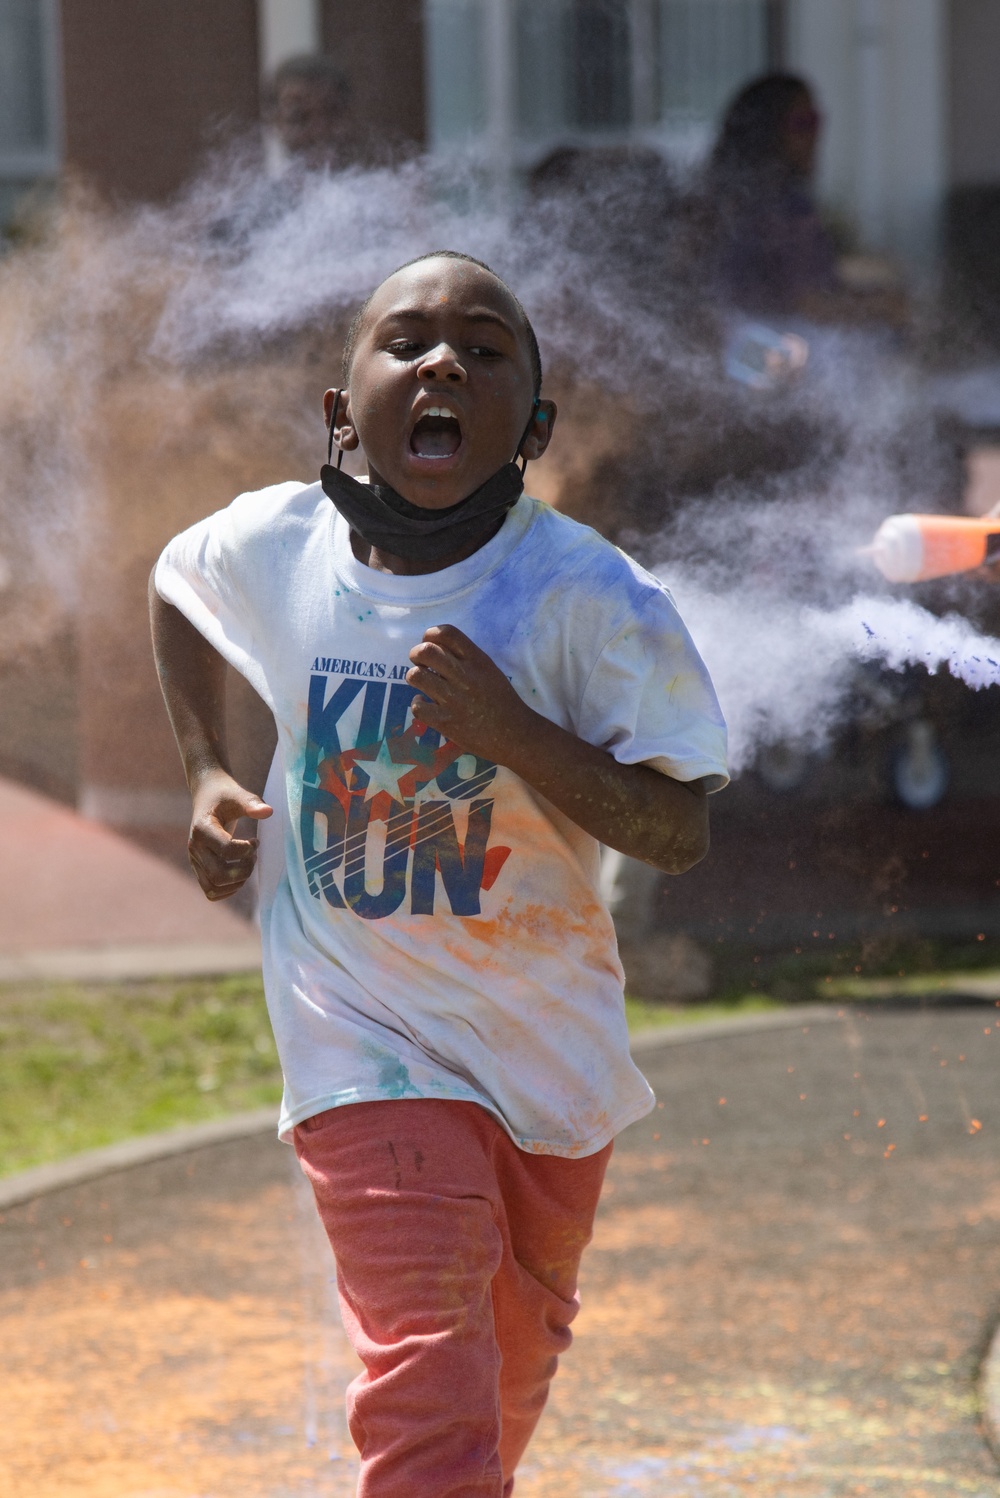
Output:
[0,0,996,285]
[0,2,996,271]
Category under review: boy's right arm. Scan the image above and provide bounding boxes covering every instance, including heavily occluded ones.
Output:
[149,571,272,901]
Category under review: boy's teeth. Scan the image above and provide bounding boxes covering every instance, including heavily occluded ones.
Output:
[411,408,462,458]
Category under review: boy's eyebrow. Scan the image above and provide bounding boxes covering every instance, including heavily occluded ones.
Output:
[377,306,519,337]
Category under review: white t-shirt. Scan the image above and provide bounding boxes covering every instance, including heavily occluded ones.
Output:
[155,482,728,1157]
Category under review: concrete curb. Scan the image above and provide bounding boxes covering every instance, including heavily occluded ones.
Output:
[627,1003,844,1054]
[0,1005,848,1213]
[0,941,262,985]
[0,1108,279,1211]
[980,1319,1000,1464]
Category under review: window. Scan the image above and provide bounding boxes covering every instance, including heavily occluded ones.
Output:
[424,0,488,148]
[425,0,780,165]
[658,0,776,160]
[517,0,631,139]
[0,0,60,228]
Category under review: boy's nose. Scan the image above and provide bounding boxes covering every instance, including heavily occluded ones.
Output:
[417,343,467,384]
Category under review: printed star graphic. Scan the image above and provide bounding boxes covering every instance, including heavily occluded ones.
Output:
[354,740,416,804]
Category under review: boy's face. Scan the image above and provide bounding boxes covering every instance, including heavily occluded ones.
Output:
[328,259,555,510]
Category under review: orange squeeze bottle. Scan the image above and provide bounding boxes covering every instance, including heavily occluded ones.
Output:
[868,513,1000,583]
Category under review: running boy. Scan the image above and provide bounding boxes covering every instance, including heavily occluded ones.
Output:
[150,250,728,1496]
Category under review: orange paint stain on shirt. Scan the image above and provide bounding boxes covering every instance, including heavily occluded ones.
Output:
[462,899,588,951]
[481,845,511,891]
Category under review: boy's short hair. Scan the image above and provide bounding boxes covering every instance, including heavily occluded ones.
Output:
[342,251,543,396]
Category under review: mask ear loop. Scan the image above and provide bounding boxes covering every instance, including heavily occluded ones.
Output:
[517,396,541,476]
[328,389,345,471]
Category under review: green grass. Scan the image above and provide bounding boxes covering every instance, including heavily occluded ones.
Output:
[0,974,282,1178]
[623,992,783,1032]
[0,975,794,1180]
[822,969,1000,1000]
[711,933,1000,1004]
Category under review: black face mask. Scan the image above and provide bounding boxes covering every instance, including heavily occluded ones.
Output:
[319,391,537,564]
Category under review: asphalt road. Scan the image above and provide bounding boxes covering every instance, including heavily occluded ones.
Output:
[2,1006,999,1497]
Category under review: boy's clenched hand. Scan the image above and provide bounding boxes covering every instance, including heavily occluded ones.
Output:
[407,623,709,875]
[188,767,272,901]
[407,625,530,762]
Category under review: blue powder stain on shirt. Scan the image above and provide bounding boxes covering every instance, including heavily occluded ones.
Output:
[358,1033,420,1097]
[377,1054,419,1097]
[465,501,658,652]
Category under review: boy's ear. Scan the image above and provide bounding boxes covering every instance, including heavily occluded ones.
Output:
[322,387,360,452]
[519,398,557,463]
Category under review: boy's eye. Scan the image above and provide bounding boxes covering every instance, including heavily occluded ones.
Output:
[384,338,503,360]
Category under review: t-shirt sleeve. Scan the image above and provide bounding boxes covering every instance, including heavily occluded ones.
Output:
[153,484,303,712]
[578,584,729,792]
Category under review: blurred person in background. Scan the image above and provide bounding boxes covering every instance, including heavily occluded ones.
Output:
[263,54,356,172]
[263,52,417,173]
[704,73,908,328]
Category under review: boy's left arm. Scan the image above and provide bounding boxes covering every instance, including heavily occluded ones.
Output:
[408,625,709,875]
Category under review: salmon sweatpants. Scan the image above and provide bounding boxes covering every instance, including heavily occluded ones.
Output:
[294,1098,612,1497]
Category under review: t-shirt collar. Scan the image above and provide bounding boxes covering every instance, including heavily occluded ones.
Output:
[330,490,537,603]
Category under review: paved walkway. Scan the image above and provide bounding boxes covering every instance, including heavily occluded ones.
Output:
[2,1007,999,1497]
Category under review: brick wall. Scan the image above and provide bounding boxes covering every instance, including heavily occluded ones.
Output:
[320,0,426,153]
[60,0,260,202]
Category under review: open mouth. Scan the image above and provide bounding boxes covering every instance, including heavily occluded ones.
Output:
[409,405,462,459]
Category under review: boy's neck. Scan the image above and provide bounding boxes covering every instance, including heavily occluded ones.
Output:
[349,517,506,576]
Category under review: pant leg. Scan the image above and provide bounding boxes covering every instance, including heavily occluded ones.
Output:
[488,1135,612,1486]
[295,1098,508,1498]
